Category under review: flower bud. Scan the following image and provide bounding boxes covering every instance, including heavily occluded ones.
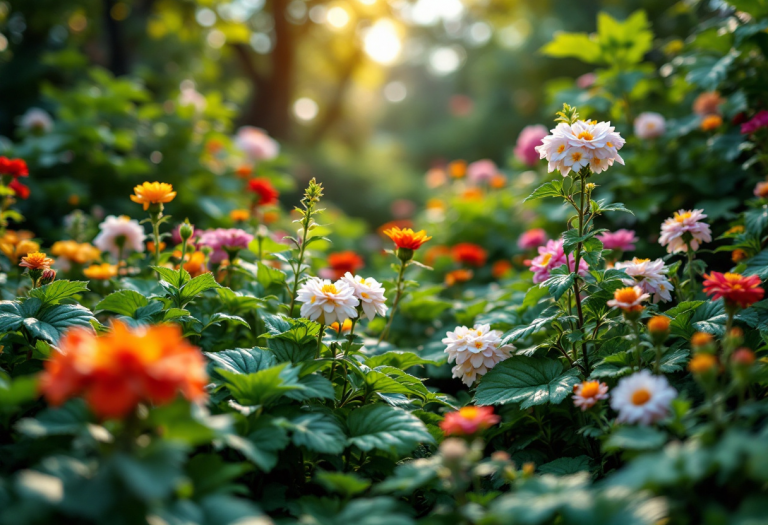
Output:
[179,221,194,242]
[732,347,756,366]
[688,353,718,374]
[440,437,468,462]
[396,247,414,262]
[38,269,57,286]
[691,332,715,351]
[522,462,535,477]
[647,315,670,344]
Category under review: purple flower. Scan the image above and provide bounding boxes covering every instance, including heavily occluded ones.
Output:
[198,228,254,263]
[467,159,498,184]
[514,125,548,167]
[598,229,638,252]
[741,110,768,135]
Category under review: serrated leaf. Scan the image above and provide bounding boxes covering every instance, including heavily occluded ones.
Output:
[347,404,434,455]
[541,270,575,301]
[180,273,220,304]
[151,265,191,288]
[500,305,560,345]
[524,180,564,202]
[744,249,768,280]
[95,290,149,317]
[283,413,346,454]
[206,347,277,377]
[256,262,286,290]
[23,304,96,343]
[28,280,89,306]
[217,363,304,406]
[562,229,608,256]
[205,313,250,330]
[474,357,580,408]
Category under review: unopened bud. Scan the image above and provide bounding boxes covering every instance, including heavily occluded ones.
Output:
[732,347,756,366]
[396,247,414,262]
[179,220,194,242]
[38,269,56,286]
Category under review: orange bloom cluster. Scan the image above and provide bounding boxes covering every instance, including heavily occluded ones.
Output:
[703,271,765,309]
[440,406,499,436]
[451,243,488,267]
[445,269,473,286]
[325,251,364,280]
[701,114,723,131]
[492,260,513,279]
[247,177,279,206]
[0,230,39,263]
[647,315,670,333]
[20,252,55,271]
[130,181,177,210]
[383,226,432,250]
[51,240,101,265]
[181,251,208,277]
[39,322,208,419]
[83,263,119,280]
[230,209,251,222]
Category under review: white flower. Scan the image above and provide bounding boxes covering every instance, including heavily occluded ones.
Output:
[297,277,359,325]
[535,120,625,176]
[610,370,677,425]
[20,108,53,134]
[615,257,675,303]
[179,86,207,113]
[659,209,712,254]
[235,126,280,162]
[93,215,146,259]
[443,324,513,387]
[0,273,6,285]
[341,272,388,321]
[634,112,666,139]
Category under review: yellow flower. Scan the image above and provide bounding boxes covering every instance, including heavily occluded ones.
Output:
[701,114,722,131]
[130,181,177,210]
[20,252,55,270]
[83,263,119,280]
[0,231,39,263]
[230,209,251,222]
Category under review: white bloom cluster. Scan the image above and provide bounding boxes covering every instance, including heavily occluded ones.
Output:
[615,257,675,303]
[297,277,359,325]
[443,324,513,387]
[342,272,388,321]
[535,120,625,176]
[93,215,146,259]
[610,370,677,425]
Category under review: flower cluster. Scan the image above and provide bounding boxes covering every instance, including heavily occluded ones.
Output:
[39,322,208,419]
[659,209,712,253]
[443,324,513,386]
[51,240,101,270]
[528,239,589,284]
[197,228,254,264]
[341,273,388,321]
[297,277,360,325]
[0,230,39,264]
[607,286,650,318]
[247,177,280,207]
[0,156,30,199]
[383,226,432,250]
[535,120,625,176]
[572,380,609,411]
[615,257,674,303]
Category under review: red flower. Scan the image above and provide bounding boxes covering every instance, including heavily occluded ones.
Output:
[703,271,765,309]
[322,251,364,280]
[0,157,29,177]
[440,406,499,436]
[247,177,279,206]
[9,178,30,199]
[451,242,488,267]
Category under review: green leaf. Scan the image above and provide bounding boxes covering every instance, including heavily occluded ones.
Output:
[591,350,634,378]
[95,290,149,317]
[365,352,441,370]
[0,374,39,408]
[205,313,250,330]
[217,363,304,406]
[16,399,92,437]
[562,228,607,256]
[151,265,191,288]
[474,357,580,408]
[186,454,254,498]
[687,49,740,91]
[541,32,603,64]
[285,374,336,401]
[113,441,188,501]
[691,301,728,336]
[267,337,317,363]
[256,261,286,289]
[538,456,592,475]
[501,305,560,345]
[283,412,346,454]
[28,280,89,306]
[24,304,96,344]
[206,347,277,376]
[180,272,220,304]
[347,404,434,455]
[595,200,634,215]
[523,180,564,202]
[224,418,289,472]
[541,269,575,301]
[604,426,667,451]
[744,249,768,280]
[315,471,371,497]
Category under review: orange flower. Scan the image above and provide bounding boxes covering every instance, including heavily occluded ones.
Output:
[462,188,484,201]
[440,406,499,436]
[607,286,649,313]
[235,165,253,178]
[492,260,513,279]
[754,181,768,199]
[377,220,413,237]
[83,263,118,280]
[130,181,177,210]
[693,92,723,116]
[703,271,765,309]
[726,225,745,235]
[425,167,447,188]
[230,209,251,222]
[182,251,208,277]
[426,198,446,211]
[147,240,167,253]
[0,231,39,263]
[732,348,756,365]
[647,315,670,333]
[490,174,507,189]
[691,332,714,348]
[20,251,55,271]
[424,245,451,266]
[39,322,208,419]
[324,251,364,280]
[732,249,748,263]
[247,177,279,206]
[383,226,432,250]
[701,114,723,131]
[51,241,101,265]
[330,319,353,333]
[263,211,279,224]
[688,353,718,374]
[445,269,473,286]
[451,243,488,267]
[448,160,467,179]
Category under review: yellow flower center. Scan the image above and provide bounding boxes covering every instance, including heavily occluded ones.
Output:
[557,144,566,153]
[474,341,484,349]
[724,272,744,283]
[631,388,651,406]
[321,284,339,295]
[606,141,613,148]
[580,381,600,398]
[633,258,650,264]
[674,211,692,223]
[459,406,479,419]
[361,292,370,299]
[541,253,553,266]
[571,151,583,161]
[577,131,594,141]
[614,287,640,303]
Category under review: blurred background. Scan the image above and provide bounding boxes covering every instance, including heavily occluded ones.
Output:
[0,0,697,236]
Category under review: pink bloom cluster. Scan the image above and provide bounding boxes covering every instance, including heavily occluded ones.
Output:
[198,228,254,263]
[659,209,712,254]
[535,120,625,176]
[235,126,280,162]
[741,110,768,135]
[517,228,548,250]
[514,125,548,166]
[529,239,589,284]
[467,159,498,184]
[598,229,638,252]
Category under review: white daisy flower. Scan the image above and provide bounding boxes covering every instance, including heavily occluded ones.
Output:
[615,258,675,303]
[535,120,625,176]
[443,324,513,387]
[93,215,146,259]
[572,380,609,411]
[341,272,388,321]
[296,277,359,325]
[610,370,677,425]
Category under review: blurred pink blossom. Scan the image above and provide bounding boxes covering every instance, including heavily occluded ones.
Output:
[741,110,768,135]
[517,228,548,250]
[235,126,280,162]
[514,125,548,166]
[598,229,638,252]
[467,159,498,184]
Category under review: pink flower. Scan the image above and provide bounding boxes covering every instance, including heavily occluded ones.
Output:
[439,406,500,437]
[514,125,548,166]
[634,112,666,139]
[517,228,548,250]
[741,110,768,135]
[235,126,280,162]
[467,159,498,184]
[197,228,254,264]
[528,239,588,284]
[598,229,638,252]
[659,209,712,254]
[577,73,596,89]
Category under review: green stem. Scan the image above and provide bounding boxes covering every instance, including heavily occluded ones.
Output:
[179,238,188,280]
[654,343,662,375]
[316,323,326,359]
[687,250,697,300]
[288,220,312,316]
[151,217,161,266]
[633,321,643,369]
[571,172,589,375]
[331,319,357,405]
[378,259,407,345]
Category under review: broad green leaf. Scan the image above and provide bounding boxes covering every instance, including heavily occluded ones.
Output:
[28,280,89,306]
[541,269,575,301]
[283,412,346,454]
[562,229,608,256]
[23,303,96,343]
[315,471,371,497]
[151,265,191,288]
[113,441,188,501]
[217,363,304,406]
[365,351,441,370]
[16,399,92,437]
[224,418,289,472]
[347,404,434,455]
[186,454,254,498]
[541,33,602,64]
[285,374,335,401]
[501,305,560,345]
[604,426,667,451]
[744,249,768,280]
[474,357,580,408]
[538,456,592,475]
[180,273,220,304]
[206,347,277,376]
[686,49,740,91]
[267,337,317,363]
[523,180,564,202]
[95,290,149,317]
[205,313,250,330]
[256,261,286,289]
[591,350,634,378]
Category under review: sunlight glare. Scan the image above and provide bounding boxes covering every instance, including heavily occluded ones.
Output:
[363,20,402,65]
